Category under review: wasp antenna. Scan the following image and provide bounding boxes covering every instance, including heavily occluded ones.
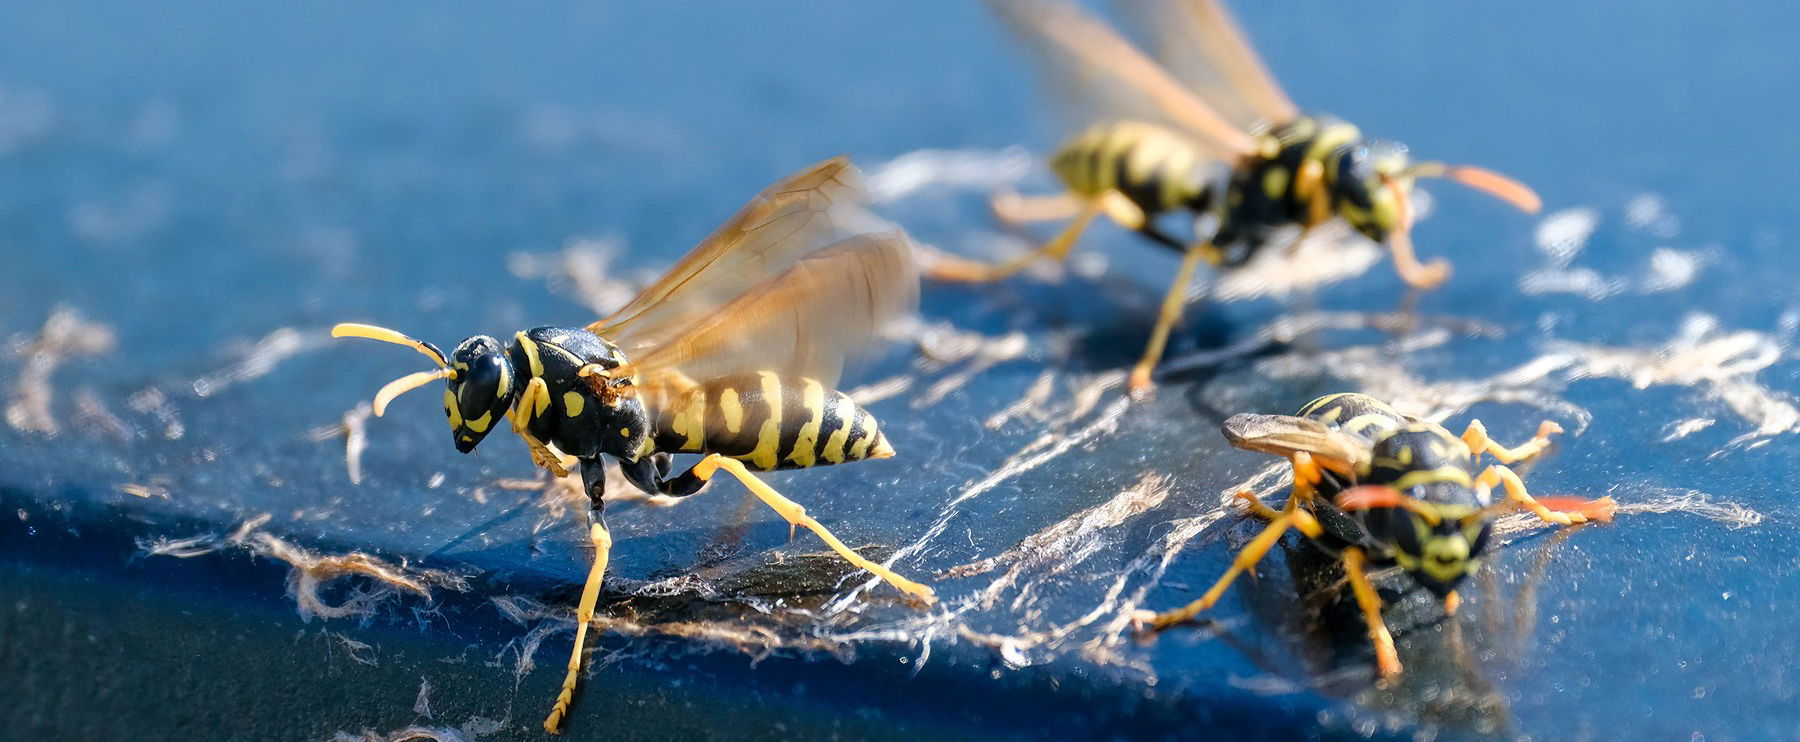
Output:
[332,322,450,368]
[372,368,454,417]
[1410,162,1542,214]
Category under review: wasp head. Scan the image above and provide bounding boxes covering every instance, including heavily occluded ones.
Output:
[1331,143,1415,244]
[445,336,516,453]
[1338,482,1492,600]
[332,323,519,455]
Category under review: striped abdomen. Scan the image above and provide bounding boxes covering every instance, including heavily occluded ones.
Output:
[1051,122,1214,215]
[651,372,892,471]
[1298,392,1408,446]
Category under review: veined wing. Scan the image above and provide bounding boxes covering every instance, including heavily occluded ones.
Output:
[589,157,868,352]
[1222,413,1370,470]
[987,0,1256,160]
[1112,0,1297,131]
[623,231,918,397]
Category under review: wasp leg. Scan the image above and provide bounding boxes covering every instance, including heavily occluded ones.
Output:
[510,377,570,477]
[1235,489,1284,522]
[684,454,936,603]
[1133,507,1323,632]
[1475,464,1611,525]
[1386,226,1451,290]
[1288,452,1327,509]
[1342,547,1403,677]
[926,199,1103,283]
[1461,418,1563,465]
[544,460,613,734]
[1128,243,1213,397]
[1288,160,1334,255]
[1444,590,1461,616]
[990,189,1083,225]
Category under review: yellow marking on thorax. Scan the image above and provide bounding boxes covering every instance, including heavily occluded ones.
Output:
[820,395,855,464]
[1397,446,1413,466]
[1262,167,1289,200]
[562,391,585,418]
[786,380,826,468]
[1305,122,1361,164]
[516,332,546,377]
[719,388,744,433]
[1391,466,1474,491]
[743,372,785,470]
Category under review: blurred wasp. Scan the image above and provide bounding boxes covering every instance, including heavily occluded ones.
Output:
[332,158,935,734]
[932,0,1542,394]
[1133,393,1614,676]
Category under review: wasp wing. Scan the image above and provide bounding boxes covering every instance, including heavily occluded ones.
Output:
[622,231,918,397]
[1111,0,1296,131]
[986,0,1256,160]
[589,157,870,352]
[1222,413,1370,469]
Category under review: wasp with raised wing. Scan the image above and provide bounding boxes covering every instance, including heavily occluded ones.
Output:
[933,0,1542,394]
[1132,393,1615,676]
[332,157,934,734]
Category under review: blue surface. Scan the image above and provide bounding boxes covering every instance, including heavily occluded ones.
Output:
[1,2,1796,740]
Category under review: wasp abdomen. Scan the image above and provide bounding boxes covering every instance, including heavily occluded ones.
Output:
[1051,122,1213,216]
[1299,392,1408,442]
[652,372,891,471]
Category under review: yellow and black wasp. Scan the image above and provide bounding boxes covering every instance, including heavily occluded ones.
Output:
[331,157,936,734]
[932,0,1543,394]
[1133,393,1615,676]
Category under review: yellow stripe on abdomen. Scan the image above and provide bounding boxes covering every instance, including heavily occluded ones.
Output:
[649,373,893,471]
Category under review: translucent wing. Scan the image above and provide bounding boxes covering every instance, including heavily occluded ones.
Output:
[1222,413,1370,469]
[987,0,1256,160]
[589,157,869,352]
[624,231,919,395]
[1112,0,1297,131]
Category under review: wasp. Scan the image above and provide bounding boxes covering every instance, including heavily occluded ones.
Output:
[1132,393,1616,676]
[331,158,935,734]
[932,0,1543,395]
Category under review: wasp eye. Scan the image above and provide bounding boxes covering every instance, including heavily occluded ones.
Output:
[458,354,505,416]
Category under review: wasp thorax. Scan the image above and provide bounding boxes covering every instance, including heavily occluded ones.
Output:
[447,335,516,453]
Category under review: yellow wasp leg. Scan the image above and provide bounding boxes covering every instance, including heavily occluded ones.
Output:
[1387,228,1451,290]
[1235,489,1284,522]
[689,455,936,603]
[1475,464,1592,526]
[1460,418,1564,465]
[543,521,612,735]
[510,377,569,477]
[1134,507,1323,632]
[1342,547,1403,677]
[1288,159,1333,254]
[1128,243,1211,396]
[926,200,1103,283]
[1289,452,1325,508]
[990,190,1083,225]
